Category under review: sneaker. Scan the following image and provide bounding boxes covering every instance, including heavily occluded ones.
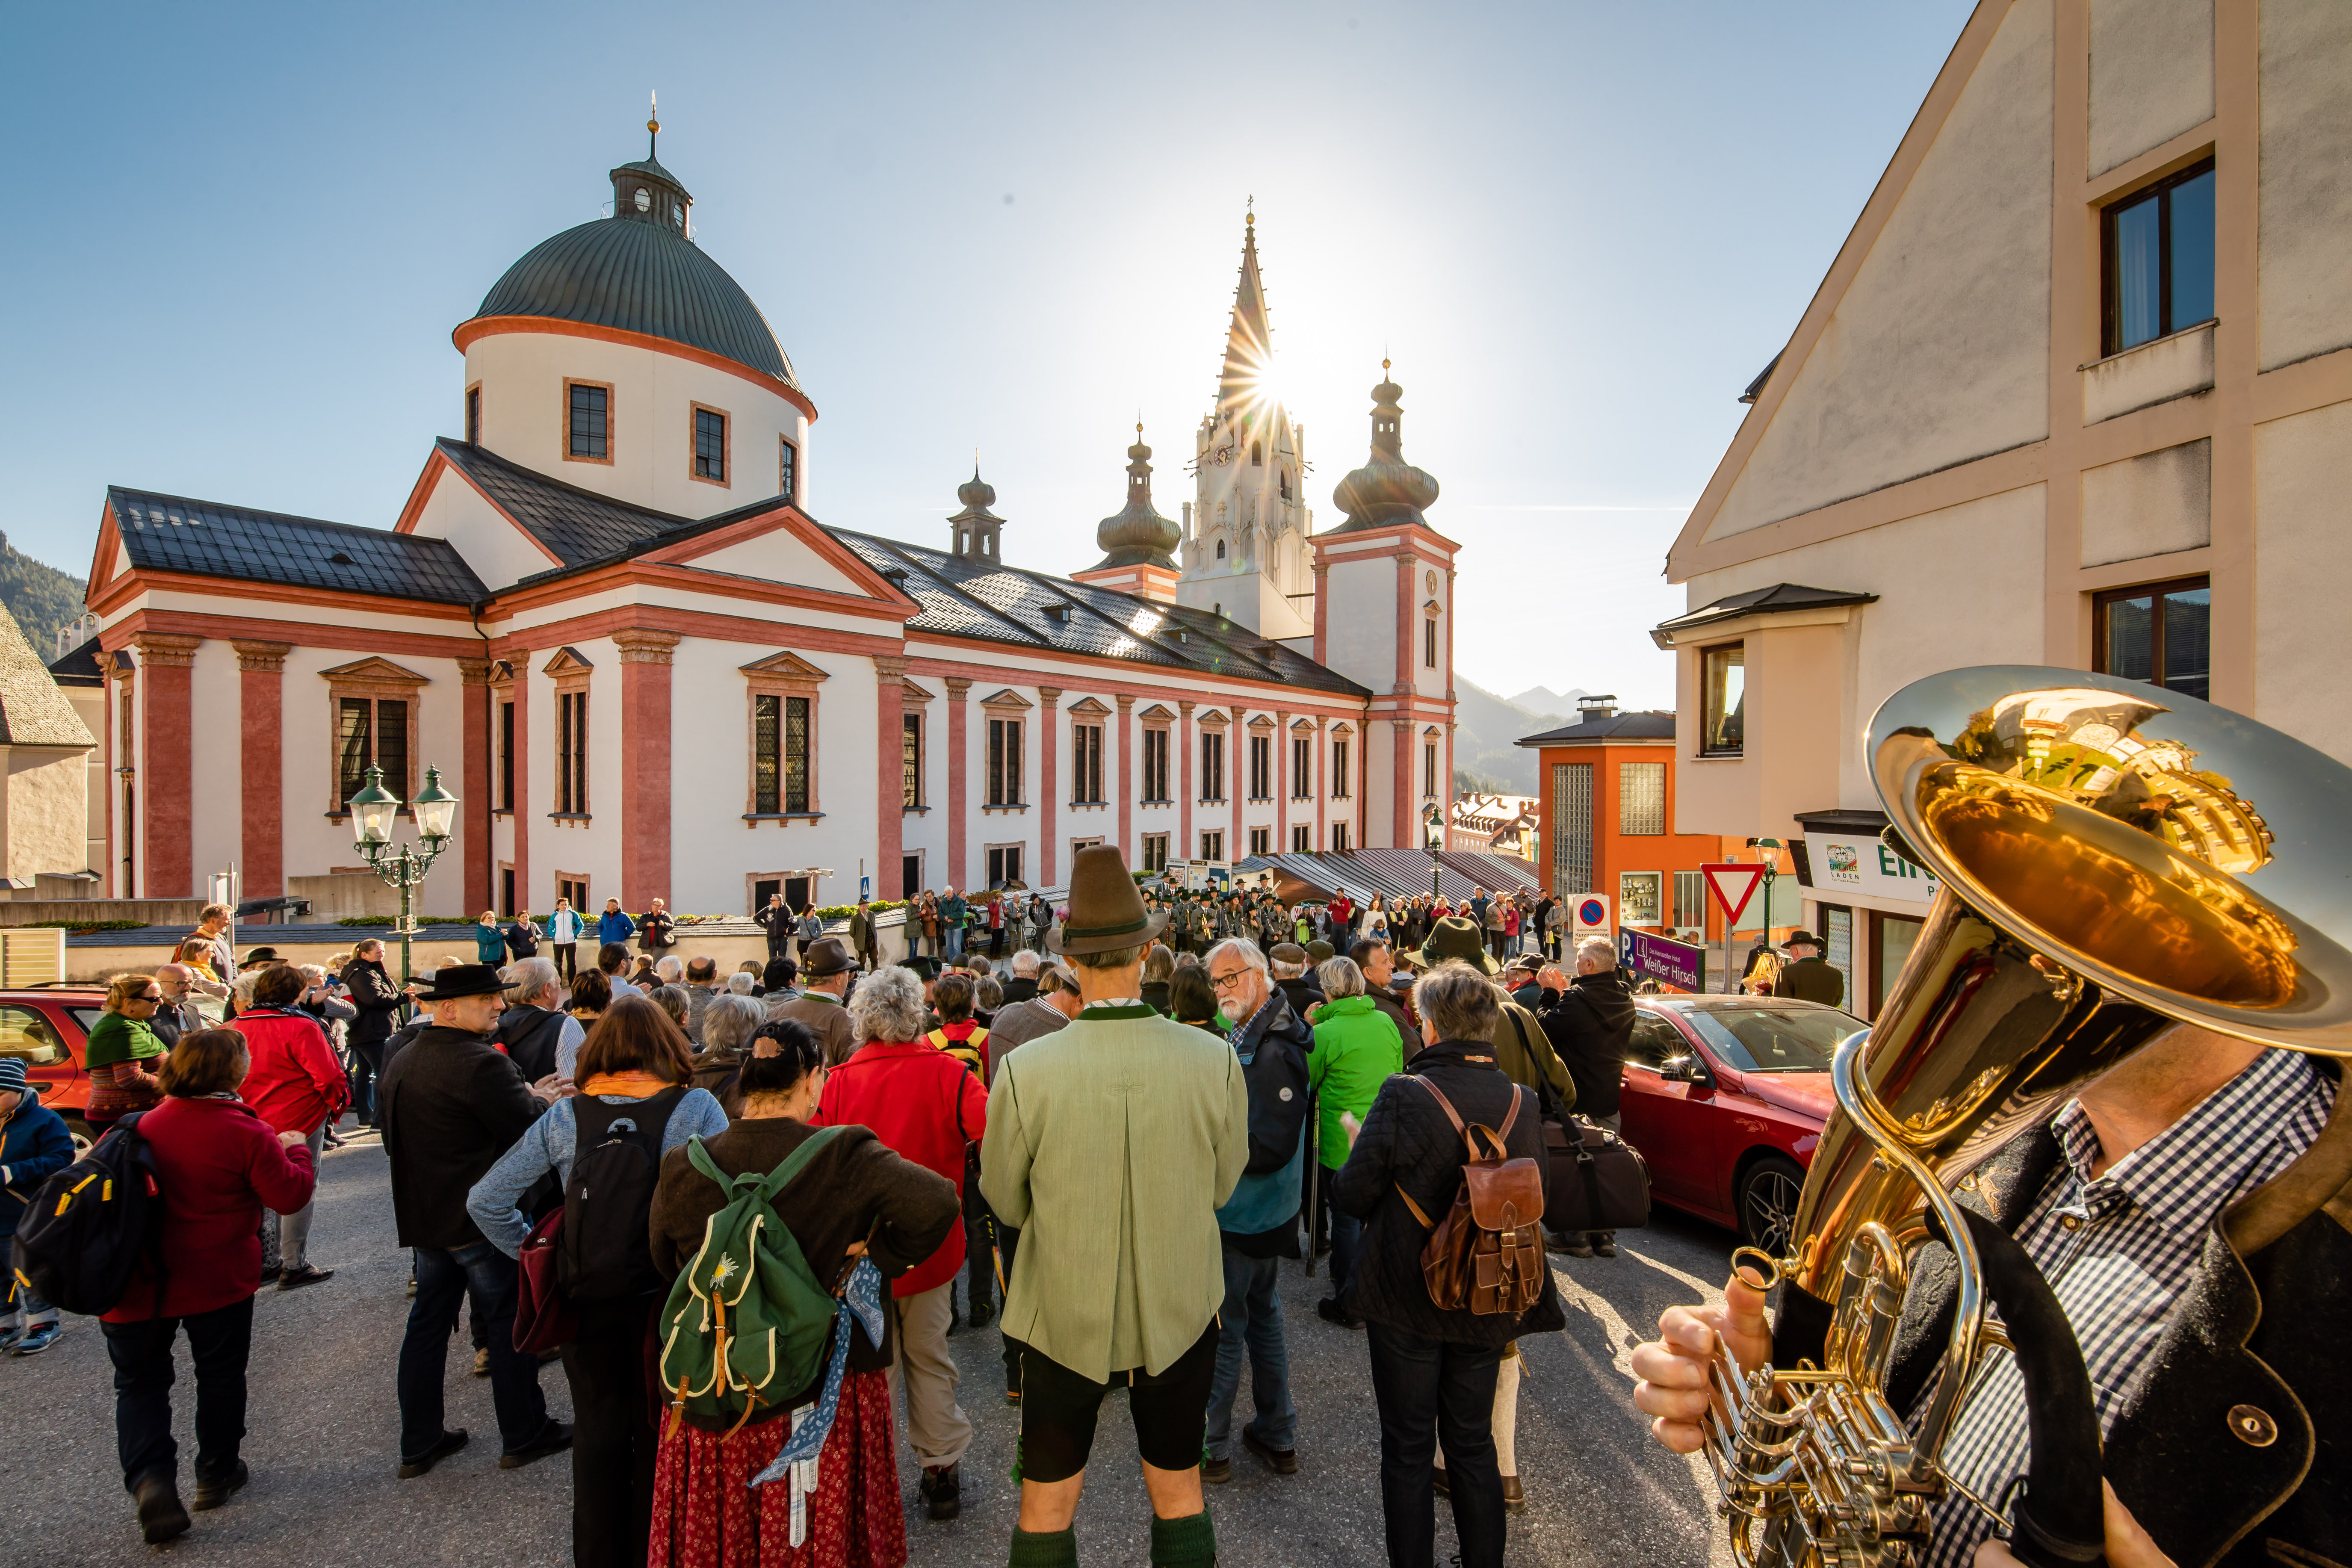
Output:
[472,1347,492,1378]
[1241,1424,1298,1476]
[193,1459,250,1512]
[132,1471,191,1545]
[919,1463,962,1521]
[499,1419,573,1470]
[398,1428,469,1479]
[1503,1475,1525,1513]
[257,1264,283,1287]
[1592,1233,1619,1258]
[11,1323,63,1356]
[1314,1297,1363,1331]
[277,1264,334,1291]
[0,1323,24,1354]
[1200,1450,1232,1485]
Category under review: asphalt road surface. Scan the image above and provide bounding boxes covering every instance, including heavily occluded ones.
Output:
[5,1126,1738,1567]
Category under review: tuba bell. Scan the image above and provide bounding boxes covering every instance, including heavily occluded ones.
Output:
[1698,666,2352,1568]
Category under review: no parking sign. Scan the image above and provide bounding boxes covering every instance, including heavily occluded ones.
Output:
[1569,892,1611,938]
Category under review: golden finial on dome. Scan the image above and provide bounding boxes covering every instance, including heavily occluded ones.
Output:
[647,92,661,159]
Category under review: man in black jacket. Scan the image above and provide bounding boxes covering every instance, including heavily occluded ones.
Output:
[1532,938,1637,1258]
[490,958,579,1084]
[755,892,794,965]
[379,964,569,1480]
[1632,1031,2346,1568]
[340,940,403,1130]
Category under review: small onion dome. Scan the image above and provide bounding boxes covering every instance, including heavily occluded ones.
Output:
[1332,363,1439,531]
[956,469,998,513]
[1088,425,1182,570]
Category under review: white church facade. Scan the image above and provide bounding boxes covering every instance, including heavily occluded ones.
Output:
[80,131,1463,916]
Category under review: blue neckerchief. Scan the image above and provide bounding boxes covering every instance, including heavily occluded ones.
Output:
[747,1258,887,1485]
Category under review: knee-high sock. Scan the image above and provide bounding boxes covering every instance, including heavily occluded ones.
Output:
[1150,1509,1216,1568]
[1010,1527,1078,1568]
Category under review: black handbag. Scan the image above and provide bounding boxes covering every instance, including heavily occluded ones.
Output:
[1540,1114,1650,1231]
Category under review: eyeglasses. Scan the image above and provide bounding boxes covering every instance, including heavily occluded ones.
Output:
[1209,970,1254,993]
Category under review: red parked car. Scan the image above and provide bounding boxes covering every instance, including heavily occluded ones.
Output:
[0,986,113,1148]
[1616,995,1865,1256]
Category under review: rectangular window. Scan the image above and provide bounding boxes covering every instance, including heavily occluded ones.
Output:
[1619,761,1666,834]
[987,845,1023,888]
[1672,869,1705,934]
[1871,911,1925,1017]
[1143,728,1170,801]
[499,699,515,810]
[1823,906,1855,1010]
[375,700,408,803]
[1330,821,1352,853]
[1291,736,1310,797]
[2093,575,2210,701]
[1249,827,1270,856]
[778,437,798,502]
[1700,643,1744,756]
[1201,831,1224,861]
[337,697,372,806]
[753,695,780,814]
[556,691,589,813]
[567,383,608,460]
[1619,871,1664,927]
[2103,159,2216,355]
[466,386,482,446]
[988,718,1023,806]
[1248,735,1271,799]
[783,695,810,813]
[1424,617,1438,668]
[1074,723,1104,803]
[1291,824,1310,853]
[694,407,728,481]
[1331,739,1351,797]
[902,714,923,808]
[1142,833,1169,874]
[1423,741,1438,799]
[1549,760,1593,898]
[1201,731,1224,800]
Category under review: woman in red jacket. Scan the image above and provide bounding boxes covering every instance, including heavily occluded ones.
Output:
[232,964,350,1289]
[103,1026,316,1546]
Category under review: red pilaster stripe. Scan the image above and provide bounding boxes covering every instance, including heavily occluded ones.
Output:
[1116,695,1134,865]
[946,679,972,892]
[875,656,908,901]
[615,631,680,907]
[459,658,494,914]
[233,642,290,898]
[1038,687,1061,886]
[133,635,199,897]
[1179,701,1196,862]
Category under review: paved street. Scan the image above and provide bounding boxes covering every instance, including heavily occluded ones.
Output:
[5,1126,1737,1567]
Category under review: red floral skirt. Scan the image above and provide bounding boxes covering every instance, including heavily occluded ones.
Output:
[649,1369,904,1568]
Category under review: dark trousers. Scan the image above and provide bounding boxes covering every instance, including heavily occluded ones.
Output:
[963,1202,995,1316]
[348,1041,384,1126]
[398,1240,548,1460]
[561,1296,657,1568]
[1366,1321,1507,1568]
[996,1222,1024,1393]
[101,1296,254,1492]
[554,943,578,982]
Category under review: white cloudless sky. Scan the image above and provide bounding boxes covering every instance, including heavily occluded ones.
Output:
[0,1,1973,709]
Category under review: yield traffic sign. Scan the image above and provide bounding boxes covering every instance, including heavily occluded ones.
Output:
[1700,862,1767,925]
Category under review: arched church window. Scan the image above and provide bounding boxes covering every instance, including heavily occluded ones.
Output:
[1279,469,1290,500]
[1215,539,1226,560]
[1251,441,1262,466]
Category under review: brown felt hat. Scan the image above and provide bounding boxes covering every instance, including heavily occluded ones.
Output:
[1055,845,1167,956]
[1408,915,1498,976]
[801,936,858,977]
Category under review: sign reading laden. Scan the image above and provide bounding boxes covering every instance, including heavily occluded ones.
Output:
[1804,833,1940,905]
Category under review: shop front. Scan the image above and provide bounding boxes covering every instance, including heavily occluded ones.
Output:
[1789,808,1937,1020]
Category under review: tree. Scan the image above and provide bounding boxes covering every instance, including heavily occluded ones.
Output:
[0,533,89,658]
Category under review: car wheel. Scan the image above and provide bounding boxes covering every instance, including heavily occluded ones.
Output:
[1738,1155,1806,1257]
[64,1118,95,1158]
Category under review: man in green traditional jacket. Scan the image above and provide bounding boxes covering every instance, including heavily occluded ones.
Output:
[981,846,1249,1568]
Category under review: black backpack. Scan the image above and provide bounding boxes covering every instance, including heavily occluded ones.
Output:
[556,1087,686,1302]
[10,1113,168,1317]
[496,1007,570,1084]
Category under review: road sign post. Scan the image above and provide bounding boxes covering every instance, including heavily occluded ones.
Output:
[1700,862,1767,994]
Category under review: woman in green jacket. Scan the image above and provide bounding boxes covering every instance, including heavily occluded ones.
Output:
[86,971,170,1131]
[1306,955,1404,1328]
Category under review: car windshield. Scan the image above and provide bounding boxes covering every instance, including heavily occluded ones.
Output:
[1681,1005,1862,1074]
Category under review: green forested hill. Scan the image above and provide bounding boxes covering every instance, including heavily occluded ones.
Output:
[0,534,89,658]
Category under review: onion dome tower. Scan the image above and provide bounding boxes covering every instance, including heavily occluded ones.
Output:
[947,467,1005,563]
[1330,362,1440,531]
[1072,425,1182,601]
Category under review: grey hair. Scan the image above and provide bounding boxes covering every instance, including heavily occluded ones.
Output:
[649,984,691,1029]
[701,993,766,1058]
[654,955,686,983]
[1204,937,1268,976]
[1318,956,1366,998]
[1270,956,1305,980]
[726,971,757,995]
[1068,944,1143,971]
[299,963,328,983]
[847,963,926,1044]
[1575,936,1616,974]
[1142,946,1177,985]
[1011,950,1040,977]
[1412,961,1502,1043]
[976,974,1004,1010]
[503,957,559,1004]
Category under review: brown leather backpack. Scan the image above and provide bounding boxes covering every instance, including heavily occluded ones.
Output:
[1396,1077,1548,1316]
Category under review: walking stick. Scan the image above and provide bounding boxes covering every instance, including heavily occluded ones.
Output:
[1304,1091,1320,1279]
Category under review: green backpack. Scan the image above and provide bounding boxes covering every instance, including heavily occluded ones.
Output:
[656,1127,848,1435]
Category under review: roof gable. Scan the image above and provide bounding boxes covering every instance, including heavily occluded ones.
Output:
[104,487,488,606]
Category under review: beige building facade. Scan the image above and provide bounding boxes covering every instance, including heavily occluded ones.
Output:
[1656,0,2352,1015]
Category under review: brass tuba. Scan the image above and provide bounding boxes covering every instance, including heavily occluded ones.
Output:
[1699,667,2352,1568]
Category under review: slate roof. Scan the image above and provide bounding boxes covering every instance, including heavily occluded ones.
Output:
[1516,709,1677,747]
[1650,582,1878,646]
[107,487,488,606]
[0,611,95,749]
[434,439,765,570]
[47,636,103,688]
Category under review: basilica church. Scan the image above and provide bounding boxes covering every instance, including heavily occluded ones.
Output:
[83,128,1461,916]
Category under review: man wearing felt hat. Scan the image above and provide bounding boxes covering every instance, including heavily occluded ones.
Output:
[766,935,860,1066]
[378,963,571,1479]
[1773,930,1845,1007]
[980,847,1249,1568]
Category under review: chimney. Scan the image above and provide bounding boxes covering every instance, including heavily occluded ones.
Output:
[1578,694,1618,721]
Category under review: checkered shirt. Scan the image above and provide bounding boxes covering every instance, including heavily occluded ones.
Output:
[1917,1047,2335,1568]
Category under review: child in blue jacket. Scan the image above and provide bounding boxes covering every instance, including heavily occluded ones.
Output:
[0,1056,76,1354]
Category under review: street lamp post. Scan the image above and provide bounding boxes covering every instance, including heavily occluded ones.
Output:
[349,762,459,989]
